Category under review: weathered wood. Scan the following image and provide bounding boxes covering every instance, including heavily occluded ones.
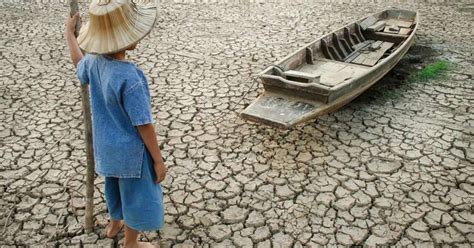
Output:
[332,33,350,59]
[344,51,360,63]
[340,38,353,54]
[283,70,320,83]
[367,20,386,32]
[343,27,356,47]
[287,60,369,88]
[240,92,321,128]
[399,28,411,35]
[384,25,400,34]
[352,40,373,51]
[305,47,314,64]
[359,15,378,30]
[354,23,366,42]
[242,8,418,128]
[369,40,383,51]
[364,31,407,43]
[351,41,394,66]
[321,39,336,60]
[69,0,95,234]
[344,40,378,63]
[323,69,356,86]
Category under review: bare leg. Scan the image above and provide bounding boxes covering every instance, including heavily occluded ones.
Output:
[106,219,124,238]
[124,225,159,248]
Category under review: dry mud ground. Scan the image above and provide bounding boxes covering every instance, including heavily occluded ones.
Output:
[0,0,473,247]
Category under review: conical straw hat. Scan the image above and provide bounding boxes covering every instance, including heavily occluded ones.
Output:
[78,0,157,54]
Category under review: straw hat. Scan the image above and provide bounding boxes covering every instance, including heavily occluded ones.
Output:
[77,0,157,54]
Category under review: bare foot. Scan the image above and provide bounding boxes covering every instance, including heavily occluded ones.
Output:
[105,220,124,238]
[125,241,160,248]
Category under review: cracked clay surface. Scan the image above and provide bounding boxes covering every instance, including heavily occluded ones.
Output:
[0,0,473,247]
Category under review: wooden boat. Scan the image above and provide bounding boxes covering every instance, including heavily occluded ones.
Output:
[241,8,419,128]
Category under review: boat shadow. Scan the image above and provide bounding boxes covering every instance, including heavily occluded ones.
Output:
[351,44,440,104]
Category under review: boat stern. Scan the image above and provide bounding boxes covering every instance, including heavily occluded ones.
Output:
[240,91,323,128]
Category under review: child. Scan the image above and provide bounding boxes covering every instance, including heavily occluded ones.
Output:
[65,1,166,247]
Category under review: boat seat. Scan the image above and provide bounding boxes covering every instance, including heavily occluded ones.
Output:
[282,70,321,84]
[364,18,414,37]
[366,21,386,32]
[332,33,351,59]
[321,39,342,61]
[322,24,367,62]
[344,27,357,47]
[272,66,321,84]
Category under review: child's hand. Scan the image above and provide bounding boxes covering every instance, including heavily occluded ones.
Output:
[65,12,83,67]
[154,160,167,184]
[136,124,167,183]
[67,13,80,35]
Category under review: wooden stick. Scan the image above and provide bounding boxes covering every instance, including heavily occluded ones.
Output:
[69,0,95,234]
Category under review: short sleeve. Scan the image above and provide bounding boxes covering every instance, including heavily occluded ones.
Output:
[123,82,154,126]
[76,56,89,84]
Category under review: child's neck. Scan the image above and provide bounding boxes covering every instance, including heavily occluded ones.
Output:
[109,50,126,60]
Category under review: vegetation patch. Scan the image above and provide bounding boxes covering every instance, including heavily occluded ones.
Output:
[412,59,451,82]
[374,58,452,101]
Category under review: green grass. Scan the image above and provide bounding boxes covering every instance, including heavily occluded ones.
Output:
[377,59,452,100]
[413,59,451,82]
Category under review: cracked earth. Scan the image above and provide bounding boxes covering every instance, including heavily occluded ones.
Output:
[1,0,473,247]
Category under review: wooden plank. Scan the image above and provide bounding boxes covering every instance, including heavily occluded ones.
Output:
[366,31,409,43]
[321,39,336,60]
[283,70,319,79]
[344,51,361,63]
[332,33,349,59]
[359,15,378,30]
[369,41,383,51]
[399,28,411,35]
[340,38,353,53]
[398,20,413,28]
[352,40,373,51]
[351,52,370,65]
[323,68,356,87]
[344,27,357,47]
[283,70,320,83]
[305,47,314,64]
[346,40,378,63]
[384,25,400,34]
[354,23,366,42]
[367,21,386,32]
[328,45,343,61]
[351,42,394,66]
[297,60,368,87]
[240,92,320,128]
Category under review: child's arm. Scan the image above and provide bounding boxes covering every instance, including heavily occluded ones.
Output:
[137,124,167,183]
[65,13,83,67]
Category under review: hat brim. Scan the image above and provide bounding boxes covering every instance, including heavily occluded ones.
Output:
[78,3,157,55]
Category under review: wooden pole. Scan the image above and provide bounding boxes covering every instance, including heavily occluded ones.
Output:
[69,0,95,234]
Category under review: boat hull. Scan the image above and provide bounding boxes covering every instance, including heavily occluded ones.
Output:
[241,8,419,128]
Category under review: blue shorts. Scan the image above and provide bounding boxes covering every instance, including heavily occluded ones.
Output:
[104,150,164,231]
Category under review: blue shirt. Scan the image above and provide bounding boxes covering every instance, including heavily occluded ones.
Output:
[76,54,154,178]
